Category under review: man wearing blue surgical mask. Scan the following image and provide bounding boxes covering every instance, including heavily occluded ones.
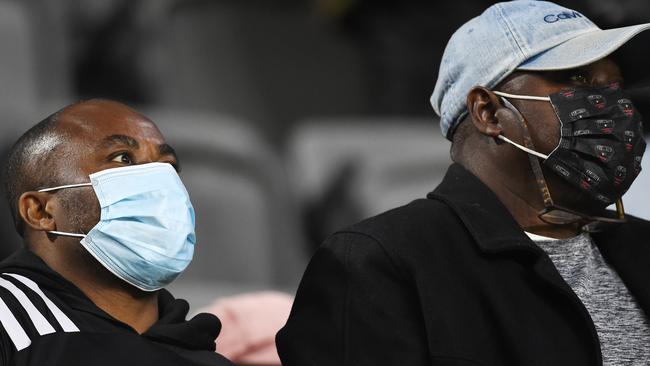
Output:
[278,2,650,365]
[0,100,233,365]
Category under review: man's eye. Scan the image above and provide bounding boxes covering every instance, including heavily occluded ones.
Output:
[111,153,132,165]
[570,74,588,84]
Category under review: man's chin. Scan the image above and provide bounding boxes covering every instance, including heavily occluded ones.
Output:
[570,200,615,220]
[549,187,611,216]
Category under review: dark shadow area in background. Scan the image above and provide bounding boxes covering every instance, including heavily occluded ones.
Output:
[0,144,23,259]
[66,0,650,139]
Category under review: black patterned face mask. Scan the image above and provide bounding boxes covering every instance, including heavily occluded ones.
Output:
[494,81,646,225]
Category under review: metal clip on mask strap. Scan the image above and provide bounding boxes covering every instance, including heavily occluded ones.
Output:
[492,92,625,228]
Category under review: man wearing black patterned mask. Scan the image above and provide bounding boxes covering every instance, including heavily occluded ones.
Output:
[447,57,650,364]
[278,2,650,365]
[463,58,645,235]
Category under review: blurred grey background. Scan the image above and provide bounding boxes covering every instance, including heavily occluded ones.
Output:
[0,0,648,309]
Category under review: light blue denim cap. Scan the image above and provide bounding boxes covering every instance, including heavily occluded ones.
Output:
[431,0,650,140]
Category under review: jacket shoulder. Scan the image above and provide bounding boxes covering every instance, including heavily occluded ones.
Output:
[339,197,463,247]
[324,197,470,275]
[594,213,650,240]
[0,272,80,358]
[624,214,650,230]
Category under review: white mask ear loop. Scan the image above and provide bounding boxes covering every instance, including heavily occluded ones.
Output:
[38,182,92,193]
[492,91,551,160]
[497,135,549,160]
[47,231,87,238]
[492,91,551,102]
[37,182,93,238]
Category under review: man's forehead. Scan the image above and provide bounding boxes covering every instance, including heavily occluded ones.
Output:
[517,58,621,81]
[57,100,165,144]
[496,58,624,95]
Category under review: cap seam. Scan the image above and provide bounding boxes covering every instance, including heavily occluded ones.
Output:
[495,3,527,58]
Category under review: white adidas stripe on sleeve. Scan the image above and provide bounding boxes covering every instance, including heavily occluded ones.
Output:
[0,295,31,351]
[3,273,79,333]
[0,278,56,337]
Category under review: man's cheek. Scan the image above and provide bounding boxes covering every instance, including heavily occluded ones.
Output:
[86,190,101,225]
[75,189,101,231]
[540,116,562,154]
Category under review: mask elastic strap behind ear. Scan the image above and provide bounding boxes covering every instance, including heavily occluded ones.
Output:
[47,231,87,238]
[497,135,549,160]
[498,97,557,210]
[36,183,92,238]
[38,182,92,193]
[492,91,551,102]
[492,92,551,160]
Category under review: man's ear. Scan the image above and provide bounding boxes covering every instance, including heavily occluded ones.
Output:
[18,191,57,232]
[466,86,504,138]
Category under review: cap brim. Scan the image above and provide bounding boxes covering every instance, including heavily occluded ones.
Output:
[518,23,650,71]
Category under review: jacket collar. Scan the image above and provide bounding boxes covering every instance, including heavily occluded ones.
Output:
[0,248,221,351]
[428,164,586,313]
[0,247,100,314]
[143,290,221,351]
[428,163,536,254]
[429,163,650,317]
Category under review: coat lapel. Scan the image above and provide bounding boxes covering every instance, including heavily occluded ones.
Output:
[429,164,595,294]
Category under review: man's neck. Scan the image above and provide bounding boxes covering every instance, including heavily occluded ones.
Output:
[463,160,582,239]
[29,239,159,334]
[78,278,159,334]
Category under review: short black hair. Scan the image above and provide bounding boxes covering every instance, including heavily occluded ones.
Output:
[3,112,64,236]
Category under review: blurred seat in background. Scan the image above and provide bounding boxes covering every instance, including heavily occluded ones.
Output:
[144,108,307,308]
[0,119,28,260]
[0,0,46,259]
[287,118,451,250]
[151,0,368,143]
[21,0,73,103]
[319,0,493,116]
[22,0,169,104]
[0,0,37,114]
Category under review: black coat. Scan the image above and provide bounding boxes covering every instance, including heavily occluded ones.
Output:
[277,163,650,366]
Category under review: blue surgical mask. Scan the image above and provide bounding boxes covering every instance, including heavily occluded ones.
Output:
[38,162,196,292]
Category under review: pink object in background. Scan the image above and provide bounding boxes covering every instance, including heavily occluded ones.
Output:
[198,291,294,366]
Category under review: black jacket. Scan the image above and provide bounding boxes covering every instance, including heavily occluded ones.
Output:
[0,248,233,366]
[277,163,650,366]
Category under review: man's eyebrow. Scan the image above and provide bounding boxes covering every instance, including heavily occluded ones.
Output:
[159,143,177,158]
[100,134,139,149]
[159,143,181,170]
